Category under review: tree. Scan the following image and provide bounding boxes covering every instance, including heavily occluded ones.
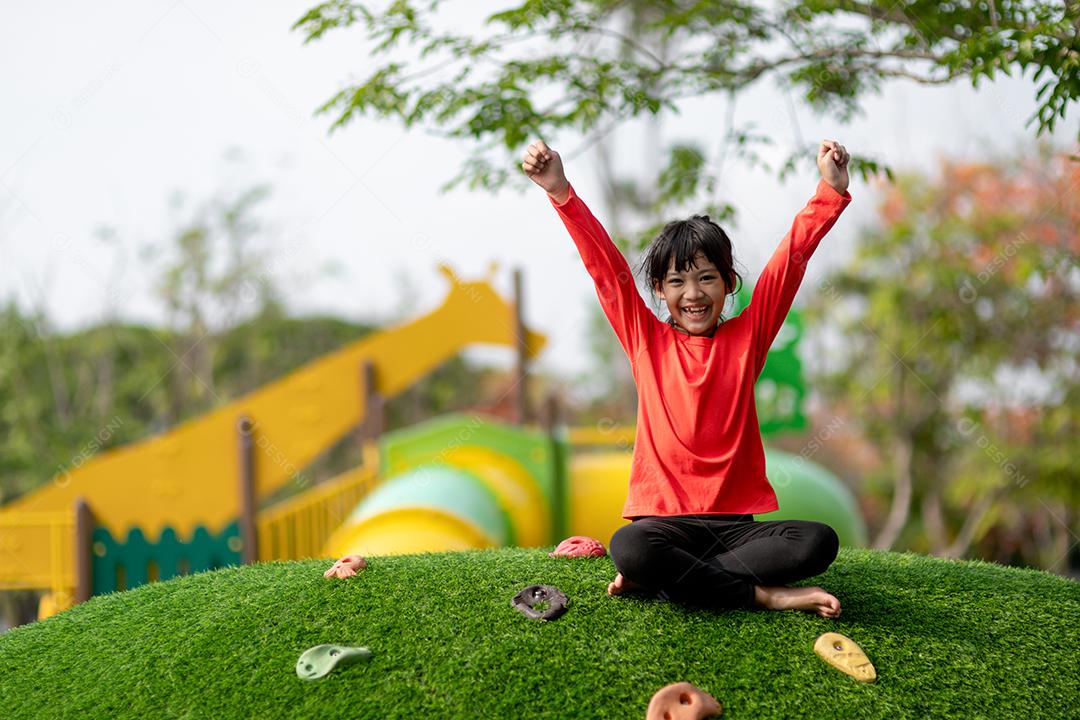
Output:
[292,0,1078,223]
[292,0,1078,426]
[802,143,1078,568]
[149,183,275,422]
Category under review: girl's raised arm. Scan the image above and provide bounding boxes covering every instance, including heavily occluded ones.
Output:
[744,141,852,376]
[523,140,657,362]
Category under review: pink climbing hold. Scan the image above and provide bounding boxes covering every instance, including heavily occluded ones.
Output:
[549,535,606,559]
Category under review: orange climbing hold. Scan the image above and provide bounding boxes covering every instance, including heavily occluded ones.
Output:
[324,555,368,579]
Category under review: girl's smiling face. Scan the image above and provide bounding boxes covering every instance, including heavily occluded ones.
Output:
[656,252,728,337]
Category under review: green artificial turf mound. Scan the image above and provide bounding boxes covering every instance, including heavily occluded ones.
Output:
[1,547,1077,719]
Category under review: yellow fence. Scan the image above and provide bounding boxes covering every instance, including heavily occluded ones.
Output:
[565,424,636,449]
[257,443,382,562]
[0,510,76,618]
[0,443,382,623]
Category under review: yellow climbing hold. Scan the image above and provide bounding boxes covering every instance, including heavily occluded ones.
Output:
[813,632,876,682]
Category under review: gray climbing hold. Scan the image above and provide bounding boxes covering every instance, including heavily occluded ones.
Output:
[512,584,569,621]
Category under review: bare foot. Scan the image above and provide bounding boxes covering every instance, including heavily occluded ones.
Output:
[607,572,647,596]
[754,585,841,618]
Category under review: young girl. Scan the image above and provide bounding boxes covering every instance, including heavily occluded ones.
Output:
[522,139,852,618]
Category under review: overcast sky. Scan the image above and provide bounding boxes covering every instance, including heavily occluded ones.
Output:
[2,2,1075,397]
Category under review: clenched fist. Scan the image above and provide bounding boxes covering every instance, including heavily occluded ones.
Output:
[817,140,850,195]
[522,139,570,204]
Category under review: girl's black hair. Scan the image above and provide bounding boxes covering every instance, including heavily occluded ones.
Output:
[635,214,743,322]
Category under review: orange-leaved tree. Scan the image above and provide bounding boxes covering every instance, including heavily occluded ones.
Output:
[804,143,1078,571]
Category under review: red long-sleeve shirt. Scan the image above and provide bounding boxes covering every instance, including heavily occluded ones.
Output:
[550,179,852,518]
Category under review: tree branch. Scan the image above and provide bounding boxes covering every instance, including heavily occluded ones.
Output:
[872,67,959,84]
[684,44,958,88]
[873,366,913,551]
[944,485,1007,559]
[922,482,949,554]
[873,433,914,550]
[839,1,942,45]
[574,22,668,69]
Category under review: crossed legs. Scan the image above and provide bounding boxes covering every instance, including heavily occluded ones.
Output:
[608,514,841,617]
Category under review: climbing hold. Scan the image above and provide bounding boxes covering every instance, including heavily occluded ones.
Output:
[295,644,372,680]
[324,555,367,579]
[549,535,606,558]
[646,681,723,720]
[512,584,569,621]
[813,632,876,682]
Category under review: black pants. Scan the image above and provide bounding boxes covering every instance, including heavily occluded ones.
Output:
[609,514,839,611]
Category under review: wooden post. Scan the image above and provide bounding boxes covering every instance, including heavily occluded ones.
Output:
[237,416,258,564]
[542,389,563,433]
[543,389,567,543]
[358,360,385,446]
[513,267,529,426]
[73,497,93,604]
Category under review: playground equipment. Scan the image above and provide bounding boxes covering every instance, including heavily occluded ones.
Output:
[0,264,546,616]
[323,414,562,558]
[563,447,867,550]
[320,410,865,560]
[0,266,867,621]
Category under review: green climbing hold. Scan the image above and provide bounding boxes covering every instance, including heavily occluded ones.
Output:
[295,644,372,680]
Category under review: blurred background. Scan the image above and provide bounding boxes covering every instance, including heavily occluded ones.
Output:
[2,1,1077,630]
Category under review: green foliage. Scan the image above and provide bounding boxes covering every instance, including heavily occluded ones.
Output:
[382,354,496,430]
[657,143,710,205]
[293,0,1078,194]
[0,301,365,505]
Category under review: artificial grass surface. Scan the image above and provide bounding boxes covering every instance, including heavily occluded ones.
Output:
[1,547,1077,719]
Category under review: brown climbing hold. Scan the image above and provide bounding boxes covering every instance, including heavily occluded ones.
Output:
[549,535,606,558]
[645,681,722,720]
[813,632,876,682]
